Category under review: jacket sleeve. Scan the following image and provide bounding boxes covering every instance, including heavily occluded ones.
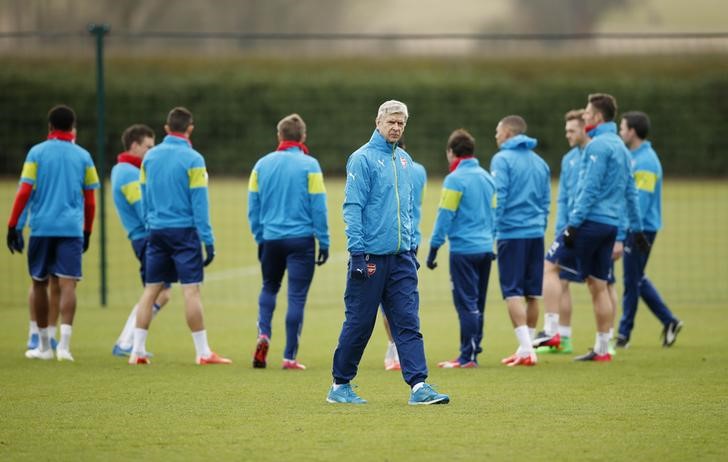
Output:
[412,165,426,248]
[430,175,460,249]
[569,144,607,228]
[555,156,569,235]
[624,155,643,233]
[343,154,371,254]
[189,156,215,245]
[542,162,551,232]
[247,164,263,244]
[308,161,330,249]
[139,162,148,226]
[490,154,509,233]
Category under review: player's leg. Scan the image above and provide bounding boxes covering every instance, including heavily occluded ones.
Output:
[438,253,479,368]
[25,236,53,359]
[282,237,316,369]
[48,276,60,350]
[50,237,83,362]
[27,285,39,349]
[253,239,286,368]
[474,253,494,359]
[557,279,574,353]
[381,312,400,370]
[498,239,536,366]
[618,233,641,346]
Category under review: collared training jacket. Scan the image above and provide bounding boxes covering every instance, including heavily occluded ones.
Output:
[554,146,583,236]
[111,159,147,241]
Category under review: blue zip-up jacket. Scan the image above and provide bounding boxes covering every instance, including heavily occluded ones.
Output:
[343,130,415,255]
[554,146,583,236]
[411,161,427,247]
[569,122,642,232]
[490,135,550,240]
[430,158,496,254]
[140,135,214,245]
[629,141,662,232]
[247,146,330,248]
[111,158,147,241]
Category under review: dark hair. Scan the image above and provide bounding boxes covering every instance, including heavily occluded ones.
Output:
[588,93,617,122]
[621,111,650,140]
[48,105,76,131]
[121,124,155,151]
[277,113,306,141]
[499,115,527,135]
[447,129,475,157]
[564,109,585,122]
[166,107,193,132]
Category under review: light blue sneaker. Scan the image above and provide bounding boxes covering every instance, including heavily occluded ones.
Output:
[408,383,450,405]
[326,384,367,404]
[113,344,154,358]
[27,333,39,350]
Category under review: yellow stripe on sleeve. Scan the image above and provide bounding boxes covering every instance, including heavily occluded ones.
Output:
[21,162,37,181]
[438,188,463,212]
[84,166,100,186]
[140,164,146,184]
[121,181,142,204]
[188,167,208,189]
[308,172,326,194]
[248,170,259,192]
[634,170,657,193]
[491,193,497,209]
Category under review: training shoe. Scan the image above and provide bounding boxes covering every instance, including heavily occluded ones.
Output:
[197,352,232,365]
[662,320,684,347]
[501,352,537,367]
[25,347,54,360]
[282,359,306,370]
[56,349,74,362]
[574,349,612,362]
[128,353,150,365]
[535,335,573,354]
[327,384,367,404]
[532,331,561,349]
[112,344,132,357]
[615,335,630,349]
[438,359,478,368]
[384,358,401,371]
[408,383,450,405]
[27,333,39,350]
[253,335,270,368]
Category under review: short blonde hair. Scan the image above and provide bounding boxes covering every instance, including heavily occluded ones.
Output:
[377,100,409,121]
[499,115,527,135]
[564,109,585,123]
[277,113,306,141]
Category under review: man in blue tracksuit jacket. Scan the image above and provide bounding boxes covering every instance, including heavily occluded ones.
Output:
[426,129,496,368]
[131,107,230,366]
[248,113,330,370]
[110,124,171,357]
[616,111,682,347]
[545,93,650,362]
[490,115,551,367]
[328,100,449,405]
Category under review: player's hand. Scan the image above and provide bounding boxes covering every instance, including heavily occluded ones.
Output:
[409,249,420,270]
[612,241,624,261]
[349,253,368,280]
[83,231,91,253]
[203,244,215,267]
[633,232,651,254]
[426,246,439,270]
[563,226,577,248]
[6,227,23,254]
[257,243,264,262]
[316,247,329,266]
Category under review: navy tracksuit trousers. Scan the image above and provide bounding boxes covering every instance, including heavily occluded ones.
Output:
[332,253,428,387]
[618,232,676,340]
[257,236,315,360]
[449,252,494,364]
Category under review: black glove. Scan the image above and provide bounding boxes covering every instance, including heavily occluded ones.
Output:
[413,246,419,257]
[563,226,577,248]
[350,253,368,280]
[257,243,264,262]
[7,227,23,254]
[203,244,215,267]
[316,247,329,266]
[633,232,651,254]
[426,246,439,270]
[83,231,91,253]
[409,249,420,270]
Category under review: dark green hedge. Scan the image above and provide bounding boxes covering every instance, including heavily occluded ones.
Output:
[1,56,726,177]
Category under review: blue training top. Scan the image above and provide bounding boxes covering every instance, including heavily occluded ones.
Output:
[630,141,663,232]
[140,134,214,245]
[111,159,147,241]
[248,146,330,248]
[554,146,583,237]
[430,158,496,254]
[489,134,551,240]
[343,129,416,255]
[19,139,99,237]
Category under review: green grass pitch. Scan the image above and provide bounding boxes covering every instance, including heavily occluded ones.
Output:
[0,177,726,461]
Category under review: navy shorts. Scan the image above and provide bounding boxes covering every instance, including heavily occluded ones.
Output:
[28,236,83,281]
[131,237,171,288]
[546,220,617,282]
[560,260,615,284]
[497,237,544,298]
[145,228,203,285]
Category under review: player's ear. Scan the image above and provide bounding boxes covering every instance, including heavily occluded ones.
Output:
[186,124,195,136]
[164,124,171,134]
